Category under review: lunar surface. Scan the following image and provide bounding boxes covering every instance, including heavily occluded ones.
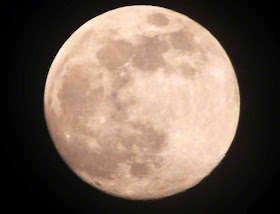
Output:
[44,5,240,200]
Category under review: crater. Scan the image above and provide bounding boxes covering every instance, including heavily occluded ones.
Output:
[147,13,169,27]
[132,35,169,71]
[96,40,133,70]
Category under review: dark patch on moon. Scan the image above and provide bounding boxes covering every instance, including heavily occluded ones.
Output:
[96,35,170,74]
[86,86,105,105]
[132,35,169,71]
[147,13,169,26]
[107,71,136,122]
[58,65,105,133]
[96,40,133,70]
[168,30,198,53]
[111,71,132,91]
[117,121,167,153]
[130,122,167,152]
[180,62,197,78]
[130,162,150,178]
[58,65,91,120]
[112,98,136,123]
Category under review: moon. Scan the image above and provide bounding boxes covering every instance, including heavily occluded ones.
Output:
[44,5,240,200]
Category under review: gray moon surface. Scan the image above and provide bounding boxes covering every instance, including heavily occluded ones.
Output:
[44,5,240,200]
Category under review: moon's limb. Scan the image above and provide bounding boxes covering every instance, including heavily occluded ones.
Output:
[44,5,240,200]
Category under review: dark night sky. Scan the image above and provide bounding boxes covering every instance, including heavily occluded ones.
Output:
[6,0,277,213]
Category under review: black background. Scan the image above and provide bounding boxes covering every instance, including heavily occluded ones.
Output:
[6,0,278,213]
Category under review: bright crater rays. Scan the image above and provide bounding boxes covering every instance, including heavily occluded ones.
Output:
[44,5,240,200]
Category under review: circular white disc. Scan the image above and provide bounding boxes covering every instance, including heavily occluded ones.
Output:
[44,5,240,200]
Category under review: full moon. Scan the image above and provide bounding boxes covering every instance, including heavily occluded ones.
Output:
[44,5,240,200]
